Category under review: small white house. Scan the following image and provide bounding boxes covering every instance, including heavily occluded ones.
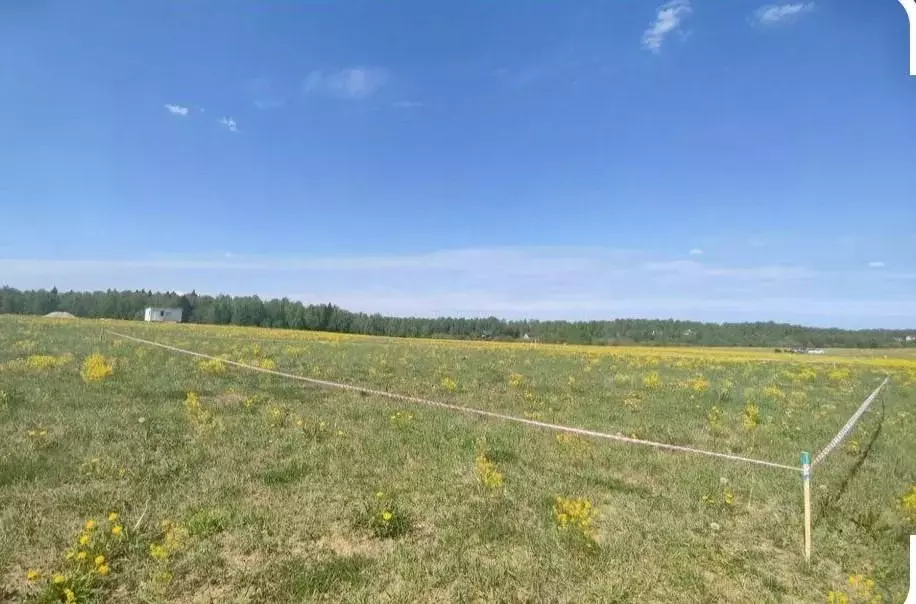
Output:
[144,307,183,323]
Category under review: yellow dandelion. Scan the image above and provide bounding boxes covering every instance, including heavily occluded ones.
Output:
[111,524,123,536]
[76,551,87,561]
[108,512,118,523]
[64,588,77,603]
[26,569,41,582]
[382,511,393,521]
[53,573,66,584]
[97,564,110,576]
[78,535,90,546]
[94,555,105,566]
[84,519,97,530]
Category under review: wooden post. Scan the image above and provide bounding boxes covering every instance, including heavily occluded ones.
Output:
[906,535,915,604]
[801,451,812,564]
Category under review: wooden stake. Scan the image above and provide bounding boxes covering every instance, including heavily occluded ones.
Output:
[802,451,812,564]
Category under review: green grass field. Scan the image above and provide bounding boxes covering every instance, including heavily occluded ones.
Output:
[1,315,914,603]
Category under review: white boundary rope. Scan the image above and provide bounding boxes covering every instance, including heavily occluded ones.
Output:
[107,330,802,473]
[811,376,890,467]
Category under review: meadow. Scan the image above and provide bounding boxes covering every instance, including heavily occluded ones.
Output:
[1,314,914,603]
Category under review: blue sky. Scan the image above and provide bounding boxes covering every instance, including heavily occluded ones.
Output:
[1,1,915,327]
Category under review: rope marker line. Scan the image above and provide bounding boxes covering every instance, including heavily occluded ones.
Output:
[107,330,802,473]
[811,377,890,467]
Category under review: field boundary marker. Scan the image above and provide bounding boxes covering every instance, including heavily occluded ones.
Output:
[801,376,890,563]
[810,377,890,468]
[106,330,801,473]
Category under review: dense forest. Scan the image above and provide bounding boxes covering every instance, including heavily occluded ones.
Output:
[1,286,913,349]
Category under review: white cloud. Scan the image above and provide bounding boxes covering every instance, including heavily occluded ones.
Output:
[303,67,388,99]
[249,77,285,109]
[642,259,813,281]
[3,247,912,326]
[868,261,886,268]
[642,0,692,54]
[164,104,189,116]
[254,100,285,110]
[218,117,239,133]
[753,3,815,25]
[689,248,703,256]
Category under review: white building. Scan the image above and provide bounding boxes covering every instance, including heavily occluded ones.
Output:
[144,307,183,323]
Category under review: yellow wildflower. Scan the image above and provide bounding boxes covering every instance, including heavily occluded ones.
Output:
[382,511,393,521]
[76,551,87,561]
[899,485,916,522]
[84,519,97,531]
[64,588,77,603]
[553,496,595,537]
[150,544,168,560]
[78,535,90,546]
[475,453,505,489]
[111,524,123,536]
[97,564,110,576]
[826,592,849,604]
[81,353,114,382]
[53,574,66,584]
[94,555,105,566]
[108,512,118,523]
[26,569,41,582]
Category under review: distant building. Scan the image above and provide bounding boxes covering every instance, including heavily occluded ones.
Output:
[906,335,916,343]
[806,348,825,355]
[144,307,183,323]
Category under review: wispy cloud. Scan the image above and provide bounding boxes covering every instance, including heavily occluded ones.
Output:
[689,248,703,256]
[3,247,912,326]
[303,67,389,99]
[642,0,692,54]
[868,261,886,268]
[164,104,189,116]
[218,117,239,133]
[392,100,423,109]
[753,3,815,25]
[249,77,285,110]
[254,100,285,110]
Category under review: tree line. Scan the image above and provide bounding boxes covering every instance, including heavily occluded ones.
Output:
[0,286,913,349]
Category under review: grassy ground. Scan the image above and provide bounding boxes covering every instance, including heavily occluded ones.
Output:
[1,315,914,603]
